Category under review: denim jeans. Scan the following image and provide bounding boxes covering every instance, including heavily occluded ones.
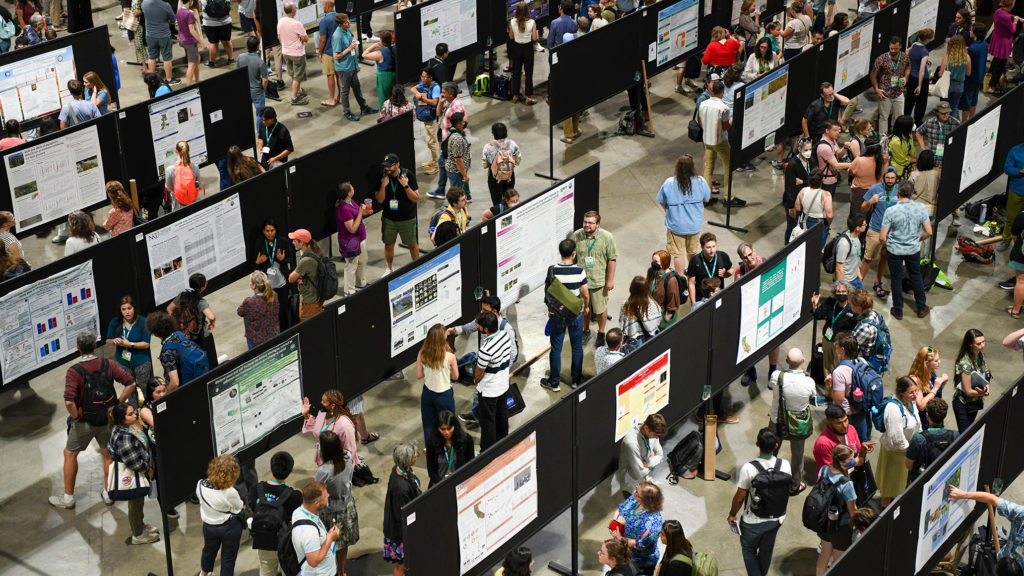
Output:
[337,69,367,114]
[420,386,455,446]
[548,312,583,384]
[886,250,926,314]
[201,518,244,576]
[0,39,10,53]
[739,518,782,576]
[784,207,797,246]
[805,216,828,247]
[849,277,863,289]
[251,92,265,132]
[447,169,471,200]
[435,152,448,193]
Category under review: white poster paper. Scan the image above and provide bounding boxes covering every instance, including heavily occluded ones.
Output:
[388,244,462,357]
[0,261,99,382]
[0,45,76,123]
[915,426,984,572]
[908,0,940,43]
[835,18,875,91]
[208,335,303,455]
[656,0,699,66]
[960,105,1001,192]
[5,125,105,231]
[615,350,670,441]
[736,243,805,363]
[420,0,478,61]
[145,193,246,304]
[456,432,538,574]
[495,179,575,307]
[276,0,321,28]
[149,88,208,178]
[741,65,788,149]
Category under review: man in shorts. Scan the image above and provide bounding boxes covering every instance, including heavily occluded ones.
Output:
[200,0,234,66]
[570,210,617,348]
[374,153,420,275]
[316,0,340,107]
[858,167,898,299]
[238,0,257,37]
[142,0,181,85]
[277,1,309,105]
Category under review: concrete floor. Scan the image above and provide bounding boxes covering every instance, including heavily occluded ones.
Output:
[3,1,1024,575]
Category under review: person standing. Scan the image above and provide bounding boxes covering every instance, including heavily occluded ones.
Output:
[880,181,932,319]
[106,402,160,544]
[314,431,358,576]
[814,444,859,576]
[698,81,731,195]
[508,1,538,105]
[952,329,990,433]
[473,312,512,451]
[802,82,849,141]
[237,36,269,122]
[780,0,812,61]
[540,239,590,392]
[176,0,205,85]
[686,232,734,302]
[288,228,327,320]
[960,23,989,121]
[197,455,245,576]
[728,428,792,576]
[58,79,100,129]
[859,167,899,298]
[987,0,1024,94]
[411,67,442,175]
[481,122,522,207]
[199,0,233,66]
[833,215,867,288]
[444,112,472,200]
[361,30,397,108]
[254,219,297,330]
[105,295,153,397]
[815,120,851,194]
[937,35,971,121]
[236,270,280,349]
[769,349,816,495]
[257,107,294,169]
[424,411,475,487]
[812,404,875,473]
[915,102,960,168]
[427,82,466,199]
[375,153,420,275]
[335,182,367,296]
[142,0,180,85]
[657,154,711,271]
[416,324,458,446]
[277,2,309,106]
[875,377,921,506]
[383,444,421,576]
[870,36,911,134]
[317,0,340,107]
[810,282,858,373]
[616,414,667,496]
[291,482,342,576]
[999,142,1024,251]
[571,210,617,347]
[905,398,959,482]
[332,13,376,121]
[248,452,302,576]
[904,28,934,126]
[792,168,833,246]
[549,0,582,143]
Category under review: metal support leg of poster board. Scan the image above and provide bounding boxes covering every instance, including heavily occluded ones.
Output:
[534,123,558,181]
[709,169,748,234]
[547,392,580,576]
[162,510,175,576]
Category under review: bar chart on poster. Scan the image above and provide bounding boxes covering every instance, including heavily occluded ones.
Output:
[389,244,463,357]
[653,0,699,66]
[419,0,478,61]
[835,18,874,91]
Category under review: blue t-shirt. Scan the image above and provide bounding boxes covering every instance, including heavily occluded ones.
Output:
[864,182,897,232]
[85,88,109,115]
[656,175,710,235]
[967,40,988,84]
[882,200,929,256]
[908,43,929,78]
[377,44,396,72]
[332,26,357,72]
[58,99,101,126]
[818,468,857,525]
[318,11,337,56]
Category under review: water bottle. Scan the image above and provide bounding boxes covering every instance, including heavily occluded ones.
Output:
[827,505,840,533]
[980,203,988,222]
[812,395,828,406]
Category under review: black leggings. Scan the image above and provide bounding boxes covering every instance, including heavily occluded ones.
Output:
[990,58,1008,90]
[904,75,930,126]
[952,396,981,433]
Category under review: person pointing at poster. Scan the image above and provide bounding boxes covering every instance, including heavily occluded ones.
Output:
[947,488,1024,573]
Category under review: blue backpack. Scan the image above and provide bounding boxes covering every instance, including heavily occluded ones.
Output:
[414,85,438,122]
[838,358,884,417]
[860,313,892,374]
[871,396,908,433]
[162,331,209,385]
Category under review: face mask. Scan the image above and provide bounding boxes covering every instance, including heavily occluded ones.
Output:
[507,201,518,207]
[650,261,661,272]
[844,459,856,471]
[835,293,848,303]
[801,150,812,159]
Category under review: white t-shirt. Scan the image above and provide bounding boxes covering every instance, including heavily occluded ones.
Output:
[511,18,535,43]
[736,456,792,525]
[291,506,336,576]
[769,369,816,424]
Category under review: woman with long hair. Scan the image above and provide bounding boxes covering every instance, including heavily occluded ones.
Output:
[737,0,760,54]
[658,154,710,270]
[847,134,886,219]
[945,7,972,44]
[784,138,813,243]
[196,454,245,576]
[904,28,934,125]
[301,389,359,463]
[875,376,921,505]
[106,402,159,544]
[361,29,397,106]
[620,276,661,346]
[887,115,916,177]
[425,410,475,487]
[167,272,218,367]
[952,329,990,432]
[481,187,520,221]
[815,444,858,575]
[508,1,538,105]
[315,430,359,576]
[335,181,368,296]
[648,250,682,330]
[237,270,279,349]
[986,0,1023,94]
[0,240,29,280]
[103,181,135,236]
[908,345,949,424]
[743,37,777,81]
[83,71,110,114]
[379,84,415,121]
[383,443,421,576]
[791,168,833,246]
[939,35,971,120]
[415,324,458,446]
[254,218,297,330]
[64,210,101,256]
[656,519,694,575]
[164,140,202,210]
[225,144,264,185]
[497,546,533,576]
[106,295,153,398]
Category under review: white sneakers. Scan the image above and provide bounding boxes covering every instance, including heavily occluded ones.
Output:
[48,494,75,509]
[128,531,160,545]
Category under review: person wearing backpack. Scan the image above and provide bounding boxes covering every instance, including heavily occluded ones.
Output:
[849,288,892,375]
[49,330,138,510]
[287,481,341,576]
[769,349,816,495]
[539,239,590,392]
[288,229,328,321]
[430,187,469,245]
[480,122,522,207]
[410,67,442,174]
[813,121,851,194]
[656,519,715,576]
[648,251,685,330]
[812,444,859,576]
[905,398,959,482]
[164,140,203,211]
[952,328,991,433]
[728,428,792,576]
[57,79,101,129]
[168,273,219,368]
[146,309,210,390]
[826,332,873,442]
[248,452,302,576]
[879,180,933,319]
[833,214,867,289]
[874,376,921,506]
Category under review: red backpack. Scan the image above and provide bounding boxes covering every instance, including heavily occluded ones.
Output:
[172,162,202,205]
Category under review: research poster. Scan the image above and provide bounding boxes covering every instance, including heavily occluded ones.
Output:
[615,350,670,441]
[0,261,99,382]
[149,88,208,179]
[0,45,76,123]
[145,193,246,304]
[960,105,1001,192]
[736,243,805,363]
[276,0,320,28]
[835,18,874,92]
[495,179,575,307]
[389,244,462,357]
[654,0,699,66]
[741,65,788,149]
[916,426,984,572]
[208,335,303,455]
[420,0,478,61]
[456,432,538,574]
[507,0,547,21]
[5,125,105,232]
[908,0,940,44]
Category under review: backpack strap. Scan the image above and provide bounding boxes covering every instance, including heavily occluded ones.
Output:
[773,458,783,473]
[750,460,766,473]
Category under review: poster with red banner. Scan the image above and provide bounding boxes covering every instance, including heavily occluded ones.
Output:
[615,350,671,441]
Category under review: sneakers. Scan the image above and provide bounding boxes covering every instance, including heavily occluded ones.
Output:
[382,267,393,278]
[952,216,962,227]
[344,112,360,121]
[740,367,757,386]
[674,85,686,95]
[144,524,160,535]
[722,198,747,208]
[48,495,75,509]
[539,378,561,392]
[51,235,67,244]
[426,190,446,199]
[581,330,592,345]
[535,43,545,52]
[458,412,478,424]
[737,163,757,172]
[127,532,160,545]
[360,106,379,115]
[595,332,606,348]
[571,378,583,389]
[166,507,180,519]
[999,278,1017,290]
[101,490,113,506]
[720,415,740,424]
[165,78,183,86]
[998,240,1011,251]
[770,160,784,170]
[291,96,309,105]
[384,370,404,381]
[203,61,216,68]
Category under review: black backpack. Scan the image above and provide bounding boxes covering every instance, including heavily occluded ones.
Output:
[74,359,117,426]
[278,518,318,576]
[251,483,292,541]
[822,233,857,274]
[919,429,955,473]
[747,459,792,519]
[204,0,230,18]
[666,430,703,483]
[302,253,339,302]
[802,472,849,533]
[660,269,689,305]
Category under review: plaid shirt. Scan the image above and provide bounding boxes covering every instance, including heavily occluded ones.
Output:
[916,116,961,166]
[853,311,880,360]
[108,425,151,473]
[570,227,618,288]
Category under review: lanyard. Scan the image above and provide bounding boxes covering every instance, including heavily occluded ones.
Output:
[263,122,277,144]
[265,238,276,258]
[584,227,599,254]
[799,156,809,174]
[443,444,454,472]
[889,51,901,74]
[938,122,946,144]
[639,427,650,452]
[650,271,667,295]
[831,303,847,325]
[389,177,400,200]
[320,414,338,434]
[823,99,833,119]
[702,253,718,279]
[122,321,135,340]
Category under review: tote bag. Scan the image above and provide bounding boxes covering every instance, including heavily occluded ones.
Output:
[106,460,151,501]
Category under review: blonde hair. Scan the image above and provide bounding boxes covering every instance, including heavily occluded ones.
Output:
[909,346,939,390]
[947,35,968,67]
[206,454,240,490]
[83,71,108,93]
[711,26,727,42]
[175,141,192,168]
[249,270,275,306]
[741,0,755,14]
[420,324,450,370]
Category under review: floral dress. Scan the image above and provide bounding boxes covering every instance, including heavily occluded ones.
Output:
[617,495,663,570]
[130,0,145,65]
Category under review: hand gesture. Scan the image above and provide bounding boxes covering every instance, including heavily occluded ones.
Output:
[862,441,877,453]
[811,292,820,308]
[256,252,268,265]
[446,327,456,336]
[947,486,967,501]
[936,374,949,387]
[398,173,409,187]
[301,396,311,418]
[914,85,921,96]
[718,268,726,278]
[875,87,885,99]
[381,175,389,188]
[275,249,285,261]
[328,525,341,541]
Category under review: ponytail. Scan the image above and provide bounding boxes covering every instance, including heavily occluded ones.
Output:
[249,271,275,306]
[176,141,192,169]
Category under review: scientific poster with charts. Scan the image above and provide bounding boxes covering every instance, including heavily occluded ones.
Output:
[736,243,805,363]
[0,45,76,123]
[275,0,320,28]
[960,105,1001,192]
[5,125,105,231]
[456,432,538,574]
[495,179,575,307]
[388,244,462,357]
[145,193,246,304]
[0,261,99,382]
[208,335,303,455]
[654,0,699,66]
[148,88,208,179]
[835,18,874,91]
[419,0,478,61]
[615,350,670,441]
[741,65,788,149]
[916,426,984,572]
[908,0,940,43]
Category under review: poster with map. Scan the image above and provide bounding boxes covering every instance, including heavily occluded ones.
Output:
[419,0,478,61]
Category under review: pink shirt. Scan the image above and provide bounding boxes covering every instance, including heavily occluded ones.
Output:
[104,207,133,236]
[277,16,308,57]
[817,137,839,185]
[302,411,358,463]
[441,96,466,141]
[0,137,26,150]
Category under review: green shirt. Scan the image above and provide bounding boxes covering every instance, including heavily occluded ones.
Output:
[570,227,617,288]
[296,252,321,303]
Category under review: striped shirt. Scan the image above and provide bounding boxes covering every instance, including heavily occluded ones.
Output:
[476,330,512,397]
[551,262,586,297]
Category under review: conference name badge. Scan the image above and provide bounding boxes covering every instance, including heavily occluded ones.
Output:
[584,256,596,268]
[121,349,132,362]
[935,145,944,157]
[389,199,399,210]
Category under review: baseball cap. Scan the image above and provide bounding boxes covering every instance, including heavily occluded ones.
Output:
[935,101,952,114]
[288,229,312,243]
[382,153,400,167]
[708,73,722,82]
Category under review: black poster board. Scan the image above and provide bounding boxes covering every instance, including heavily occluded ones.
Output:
[999,381,1024,486]
[637,0,703,77]
[351,0,399,16]
[1,113,123,235]
[286,112,415,241]
[492,0,554,44]
[117,69,256,193]
[548,11,641,124]
[403,398,574,576]
[154,311,337,510]
[826,506,891,574]
[830,6,891,100]
[393,0,497,85]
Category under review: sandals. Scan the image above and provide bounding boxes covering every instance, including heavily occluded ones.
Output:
[789,482,807,496]
[1008,306,1020,319]
[361,432,380,445]
[873,282,889,299]
[560,136,575,144]
[682,469,698,480]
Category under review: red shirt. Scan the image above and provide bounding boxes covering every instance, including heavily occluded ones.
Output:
[702,39,741,66]
[64,357,136,407]
[812,426,861,475]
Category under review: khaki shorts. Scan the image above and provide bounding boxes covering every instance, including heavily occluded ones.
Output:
[66,419,112,452]
[863,229,883,262]
[298,301,323,321]
[321,53,336,77]
[382,217,417,246]
[589,286,609,315]
[283,54,308,82]
[666,230,700,258]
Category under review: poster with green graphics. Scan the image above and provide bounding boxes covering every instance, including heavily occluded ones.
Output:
[737,243,806,363]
